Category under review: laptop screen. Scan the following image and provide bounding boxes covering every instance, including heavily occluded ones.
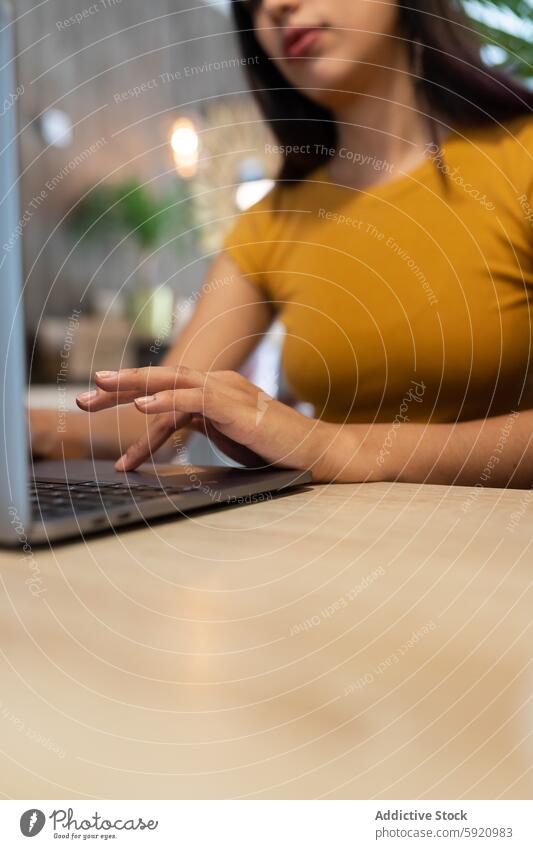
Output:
[0,1,31,540]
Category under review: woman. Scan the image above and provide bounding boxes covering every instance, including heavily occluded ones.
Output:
[34,0,533,486]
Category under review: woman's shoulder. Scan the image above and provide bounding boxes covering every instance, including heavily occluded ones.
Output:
[223,184,280,246]
[448,113,533,199]
[227,169,325,231]
[504,112,533,145]
[457,113,533,158]
[222,170,328,278]
[495,114,533,193]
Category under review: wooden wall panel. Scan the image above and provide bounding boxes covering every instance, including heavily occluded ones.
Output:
[12,0,248,327]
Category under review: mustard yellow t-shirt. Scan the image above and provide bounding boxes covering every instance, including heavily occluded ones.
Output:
[223,117,533,424]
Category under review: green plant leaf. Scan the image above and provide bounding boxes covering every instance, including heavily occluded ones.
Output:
[462,0,533,79]
[70,178,194,256]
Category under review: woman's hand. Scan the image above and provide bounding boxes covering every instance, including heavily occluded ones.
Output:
[75,369,533,488]
[76,366,339,480]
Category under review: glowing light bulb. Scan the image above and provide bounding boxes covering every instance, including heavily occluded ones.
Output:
[40,109,73,148]
[170,118,199,178]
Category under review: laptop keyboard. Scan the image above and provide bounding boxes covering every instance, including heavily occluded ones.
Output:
[30,479,197,520]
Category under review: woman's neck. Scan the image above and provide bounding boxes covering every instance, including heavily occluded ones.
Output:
[326,49,443,188]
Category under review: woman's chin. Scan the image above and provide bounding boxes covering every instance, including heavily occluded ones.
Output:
[286,61,365,107]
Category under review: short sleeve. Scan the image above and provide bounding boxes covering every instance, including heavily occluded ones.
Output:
[524,121,533,210]
[510,116,533,221]
[222,189,278,298]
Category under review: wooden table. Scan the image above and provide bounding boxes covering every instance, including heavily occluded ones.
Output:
[0,480,532,799]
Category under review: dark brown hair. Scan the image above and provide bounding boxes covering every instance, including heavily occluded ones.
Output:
[231,0,533,180]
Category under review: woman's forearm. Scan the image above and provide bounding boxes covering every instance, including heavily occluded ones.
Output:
[323,410,533,488]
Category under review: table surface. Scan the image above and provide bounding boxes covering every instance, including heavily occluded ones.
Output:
[0,479,532,800]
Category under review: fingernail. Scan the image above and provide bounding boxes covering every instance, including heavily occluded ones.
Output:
[77,390,97,402]
[95,370,118,379]
[115,454,128,471]
[135,396,155,405]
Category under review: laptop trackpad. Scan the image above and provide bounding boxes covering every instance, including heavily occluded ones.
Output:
[32,459,240,487]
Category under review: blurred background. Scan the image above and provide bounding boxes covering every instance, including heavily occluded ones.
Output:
[10,0,533,424]
[15,0,281,388]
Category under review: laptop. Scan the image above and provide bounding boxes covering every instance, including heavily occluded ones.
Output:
[0,2,311,546]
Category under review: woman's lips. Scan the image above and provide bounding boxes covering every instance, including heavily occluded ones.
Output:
[283,27,323,59]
